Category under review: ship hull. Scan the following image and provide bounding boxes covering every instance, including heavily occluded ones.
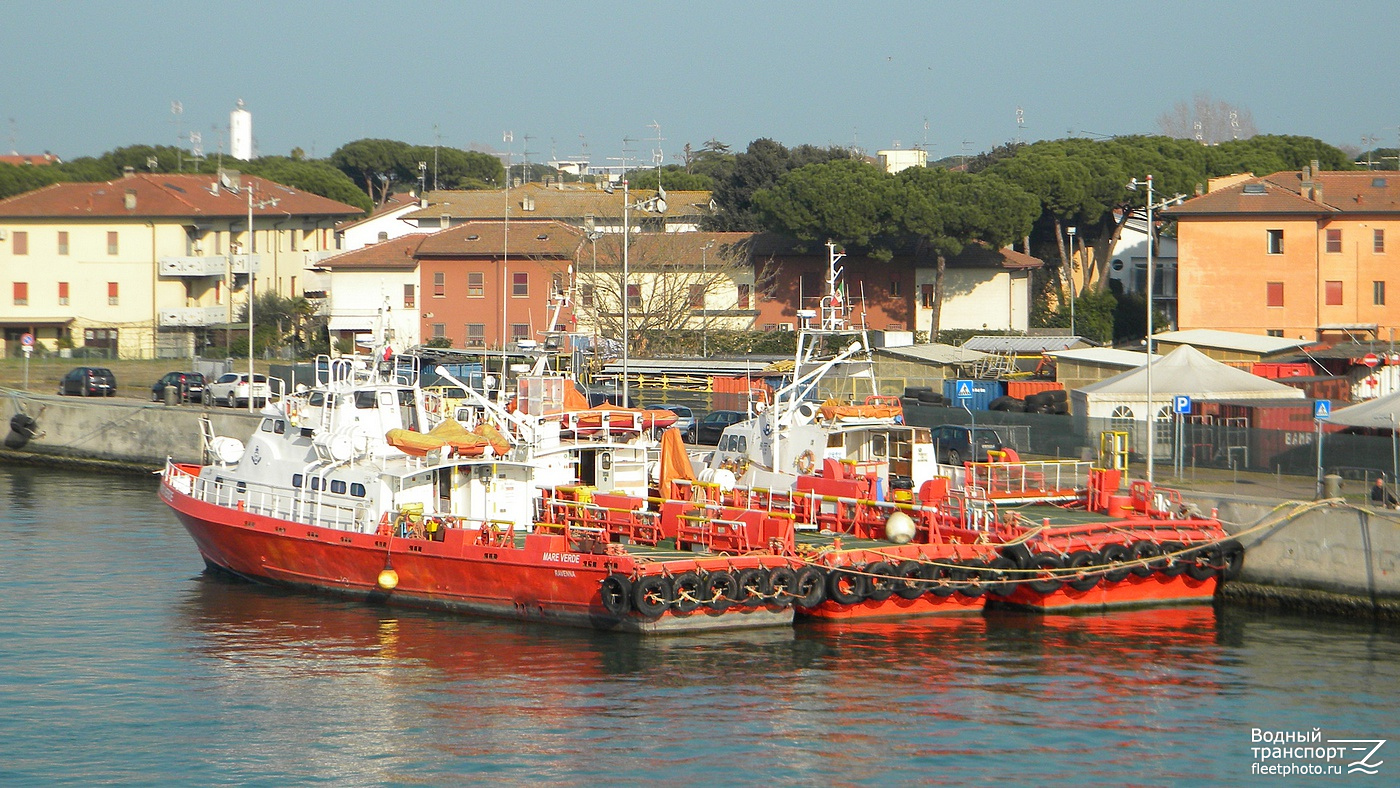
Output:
[161,480,792,634]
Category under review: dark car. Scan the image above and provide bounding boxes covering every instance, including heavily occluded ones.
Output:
[59,367,117,397]
[653,404,696,442]
[150,371,205,403]
[930,424,1006,465]
[696,409,746,445]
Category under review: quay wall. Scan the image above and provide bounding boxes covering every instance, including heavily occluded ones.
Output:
[1182,490,1400,617]
[1,390,260,471]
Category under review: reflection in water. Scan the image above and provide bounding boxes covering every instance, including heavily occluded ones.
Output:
[3,463,1399,785]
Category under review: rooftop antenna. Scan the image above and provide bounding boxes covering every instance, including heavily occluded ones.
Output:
[922,116,929,150]
[961,139,973,168]
[522,133,536,183]
[6,117,16,156]
[189,131,203,166]
[1016,106,1025,144]
[433,123,441,190]
[1229,110,1241,141]
[171,101,183,171]
[647,120,665,197]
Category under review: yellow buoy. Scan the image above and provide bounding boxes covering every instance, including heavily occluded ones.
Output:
[377,568,400,590]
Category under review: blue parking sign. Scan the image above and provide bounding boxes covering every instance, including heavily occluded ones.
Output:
[1173,395,1191,415]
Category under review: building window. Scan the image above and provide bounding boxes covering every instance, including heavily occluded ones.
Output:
[1266,229,1284,255]
[466,323,485,347]
[12,282,27,305]
[107,231,119,255]
[890,279,901,297]
[512,272,529,297]
[13,231,27,255]
[737,284,751,309]
[689,284,705,309]
[433,271,445,297]
[580,284,594,308]
[57,231,68,255]
[431,322,445,339]
[1324,280,1343,306]
[1325,229,1342,254]
[627,284,641,308]
[107,282,119,305]
[1376,229,1386,254]
[921,283,936,309]
[467,272,484,298]
[403,284,415,309]
[1375,281,1386,306]
[511,323,530,342]
[1266,329,1284,337]
[1266,281,1284,307]
[58,281,69,305]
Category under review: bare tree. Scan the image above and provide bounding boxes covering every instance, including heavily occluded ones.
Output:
[1157,92,1259,143]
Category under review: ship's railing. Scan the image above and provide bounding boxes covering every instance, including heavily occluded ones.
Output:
[163,462,372,533]
[963,459,1091,500]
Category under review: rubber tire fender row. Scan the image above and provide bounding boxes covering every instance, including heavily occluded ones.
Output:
[701,570,737,611]
[956,558,989,598]
[600,573,632,616]
[766,566,800,608]
[735,567,769,607]
[864,561,897,602]
[1100,543,1133,583]
[826,566,868,606]
[670,571,703,614]
[1156,541,1188,578]
[632,574,674,618]
[983,556,1018,597]
[892,560,927,600]
[1064,550,1101,592]
[792,566,826,609]
[1026,553,1066,595]
[1219,539,1245,582]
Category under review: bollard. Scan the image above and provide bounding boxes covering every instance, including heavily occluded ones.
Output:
[163,384,180,406]
[1323,473,1343,499]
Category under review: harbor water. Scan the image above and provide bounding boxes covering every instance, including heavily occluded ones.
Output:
[1,465,1396,785]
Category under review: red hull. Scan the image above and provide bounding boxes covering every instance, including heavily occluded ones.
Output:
[991,573,1218,611]
[160,480,791,633]
[800,592,986,620]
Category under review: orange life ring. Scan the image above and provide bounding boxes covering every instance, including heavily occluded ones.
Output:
[795,450,816,475]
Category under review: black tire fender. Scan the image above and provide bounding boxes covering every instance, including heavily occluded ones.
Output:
[701,570,737,611]
[826,566,868,606]
[1101,543,1132,583]
[1065,550,1101,592]
[892,560,926,600]
[865,560,897,601]
[632,575,674,618]
[670,571,703,614]
[793,566,826,609]
[599,573,632,616]
[1026,553,1066,595]
[767,566,799,607]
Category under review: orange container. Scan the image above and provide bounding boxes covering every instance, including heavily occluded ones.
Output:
[1007,380,1064,399]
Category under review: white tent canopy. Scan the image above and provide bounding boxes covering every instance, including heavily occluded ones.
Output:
[1327,391,1400,430]
[1072,344,1304,420]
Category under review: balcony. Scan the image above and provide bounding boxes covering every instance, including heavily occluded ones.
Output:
[158,306,228,327]
[159,254,262,277]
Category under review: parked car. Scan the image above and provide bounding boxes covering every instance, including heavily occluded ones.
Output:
[150,371,205,403]
[59,367,117,397]
[696,409,746,445]
[653,404,696,442]
[930,424,1006,465]
[204,373,272,408]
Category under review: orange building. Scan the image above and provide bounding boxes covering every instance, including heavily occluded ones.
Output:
[416,220,581,349]
[1167,167,1400,342]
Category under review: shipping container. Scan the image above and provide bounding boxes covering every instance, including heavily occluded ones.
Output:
[1190,399,1339,472]
[1006,380,1064,399]
[1277,375,1350,403]
[942,379,1005,411]
[1251,362,1314,379]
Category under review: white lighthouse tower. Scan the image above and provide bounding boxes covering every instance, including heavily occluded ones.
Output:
[230,99,253,160]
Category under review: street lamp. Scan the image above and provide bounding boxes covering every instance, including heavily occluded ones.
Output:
[701,240,715,357]
[1066,226,1077,338]
[586,230,602,351]
[612,178,666,405]
[1125,175,1185,484]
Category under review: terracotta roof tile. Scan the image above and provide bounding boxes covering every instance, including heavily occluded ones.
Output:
[1165,170,1400,217]
[414,220,584,258]
[406,182,712,221]
[315,234,424,270]
[0,173,364,219]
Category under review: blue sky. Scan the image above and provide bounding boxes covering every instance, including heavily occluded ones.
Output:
[4,0,1398,165]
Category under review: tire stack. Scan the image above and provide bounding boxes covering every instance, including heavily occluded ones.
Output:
[902,386,946,408]
[988,396,1025,412]
[1023,389,1069,415]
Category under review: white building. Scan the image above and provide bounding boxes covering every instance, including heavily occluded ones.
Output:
[315,234,422,349]
[877,148,927,174]
[1107,209,1178,325]
[334,192,437,252]
[230,99,253,161]
[915,246,1042,333]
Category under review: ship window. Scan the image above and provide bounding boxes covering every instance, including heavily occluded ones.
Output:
[310,477,322,491]
[330,480,347,494]
[260,418,275,432]
[309,392,325,407]
[355,390,377,409]
[293,474,304,488]
[350,483,366,497]
[274,420,285,435]
[236,482,246,493]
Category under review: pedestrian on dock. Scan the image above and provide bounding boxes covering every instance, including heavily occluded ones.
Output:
[1370,476,1398,509]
